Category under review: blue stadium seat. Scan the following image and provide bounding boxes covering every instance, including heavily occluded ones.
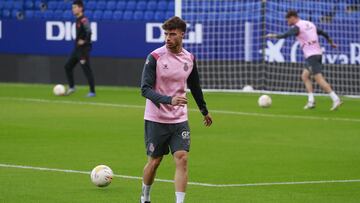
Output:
[47,1,58,10]
[53,9,63,19]
[96,1,106,10]
[34,10,44,19]
[4,1,13,10]
[25,10,34,19]
[144,10,154,21]
[106,1,116,11]
[147,1,157,11]
[85,10,93,19]
[165,10,174,19]
[136,1,147,11]
[11,10,19,19]
[93,10,103,20]
[13,1,23,10]
[133,10,144,20]
[2,9,10,18]
[56,1,67,10]
[157,1,168,11]
[65,1,72,10]
[102,10,112,20]
[62,10,72,20]
[0,1,4,10]
[113,10,123,20]
[167,1,175,11]
[44,10,54,19]
[123,11,133,20]
[154,11,165,21]
[25,0,35,9]
[126,1,136,11]
[87,1,96,10]
[116,1,126,11]
[34,0,44,10]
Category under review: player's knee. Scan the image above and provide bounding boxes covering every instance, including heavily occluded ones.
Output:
[175,152,188,168]
[301,73,308,81]
[314,73,325,83]
[148,157,162,169]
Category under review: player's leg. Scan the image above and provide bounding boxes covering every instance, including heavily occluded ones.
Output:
[64,51,78,95]
[141,156,163,203]
[313,73,342,110]
[79,47,96,97]
[310,55,342,110]
[173,151,188,203]
[301,68,315,109]
[170,121,190,203]
[141,120,171,203]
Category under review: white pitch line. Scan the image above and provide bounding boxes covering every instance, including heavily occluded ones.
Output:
[1,163,360,188]
[1,96,360,123]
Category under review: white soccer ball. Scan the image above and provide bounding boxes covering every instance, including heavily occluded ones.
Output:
[242,85,254,92]
[53,84,66,96]
[90,165,114,187]
[258,95,272,108]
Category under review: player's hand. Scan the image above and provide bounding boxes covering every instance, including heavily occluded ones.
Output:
[78,39,85,46]
[266,33,277,38]
[330,43,337,48]
[203,114,212,127]
[171,96,187,106]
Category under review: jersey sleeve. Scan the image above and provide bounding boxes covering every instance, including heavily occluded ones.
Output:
[141,54,172,107]
[276,26,300,39]
[317,27,333,44]
[80,18,92,42]
[187,58,209,116]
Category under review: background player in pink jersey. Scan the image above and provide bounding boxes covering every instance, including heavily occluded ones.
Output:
[266,10,342,111]
[139,17,213,203]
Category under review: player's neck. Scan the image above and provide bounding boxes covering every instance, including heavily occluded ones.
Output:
[76,13,83,18]
[168,45,183,54]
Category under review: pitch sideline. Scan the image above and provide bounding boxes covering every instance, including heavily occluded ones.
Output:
[1,163,360,188]
[1,97,360,123]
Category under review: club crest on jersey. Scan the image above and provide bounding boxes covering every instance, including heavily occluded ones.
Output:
[183,63,189,71]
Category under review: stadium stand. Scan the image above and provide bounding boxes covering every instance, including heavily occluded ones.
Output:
[0,0,359,22]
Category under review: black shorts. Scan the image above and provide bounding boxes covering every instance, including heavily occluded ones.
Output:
[305,55,323,75]
[144,120,190,157]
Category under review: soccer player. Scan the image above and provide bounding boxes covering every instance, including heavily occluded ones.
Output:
[64,0,96,97]
[140,17,213,203]
[266,10,342,110]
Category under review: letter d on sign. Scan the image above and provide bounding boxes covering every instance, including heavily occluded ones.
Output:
[46,21,65,41]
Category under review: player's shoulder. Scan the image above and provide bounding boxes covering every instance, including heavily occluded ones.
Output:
[181,48,195,61]
[150,46,167,60]
[80,16,89,24]
[299,19,315,26]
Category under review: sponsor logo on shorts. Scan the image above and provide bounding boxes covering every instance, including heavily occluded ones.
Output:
[181,131,190,140]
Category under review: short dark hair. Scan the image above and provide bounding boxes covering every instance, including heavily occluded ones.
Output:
[286,10,298,18]
[162,16,187,32]
[73,0,84,8]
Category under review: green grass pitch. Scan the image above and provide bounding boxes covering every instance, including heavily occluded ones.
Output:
[0,83,360,203]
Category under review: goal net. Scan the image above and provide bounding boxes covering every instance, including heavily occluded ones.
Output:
[177,0,360,96]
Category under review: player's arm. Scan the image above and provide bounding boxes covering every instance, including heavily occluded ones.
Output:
[141,54,173,108]
[317,27,337,48]
[266,26,300,39]
[78,18,91,46]
[187,59,212,126]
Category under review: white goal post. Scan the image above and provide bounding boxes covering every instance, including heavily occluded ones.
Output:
[176,0,360,97]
